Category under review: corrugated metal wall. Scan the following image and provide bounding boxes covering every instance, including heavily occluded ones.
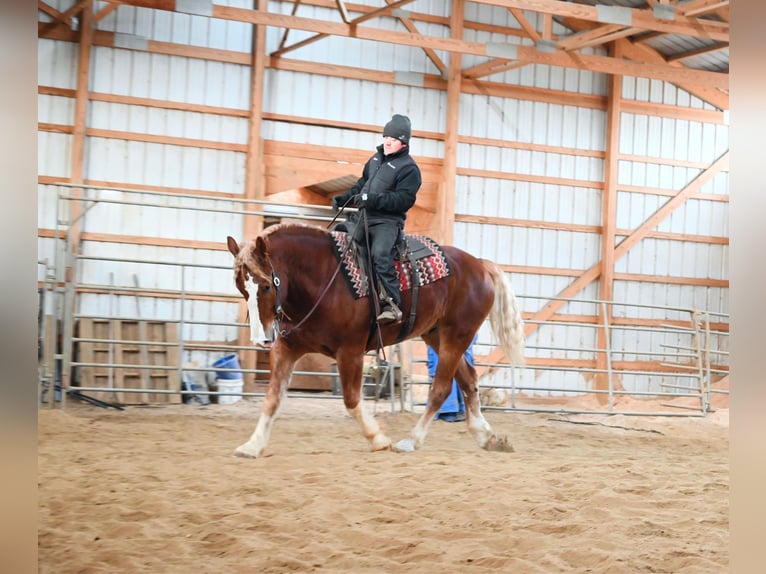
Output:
[38,1,728,397]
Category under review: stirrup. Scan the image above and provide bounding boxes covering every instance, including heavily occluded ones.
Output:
[377,301,402,324]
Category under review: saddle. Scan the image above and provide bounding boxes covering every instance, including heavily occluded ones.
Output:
[330,224,451,338]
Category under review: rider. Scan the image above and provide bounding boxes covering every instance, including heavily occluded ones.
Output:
[332,114,422,324]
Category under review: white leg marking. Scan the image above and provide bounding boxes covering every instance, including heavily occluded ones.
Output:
[347,403,391,451]
[466,404,493,448]
[393,413,433,453]
[235,381,288,459]
[235,412,273,458]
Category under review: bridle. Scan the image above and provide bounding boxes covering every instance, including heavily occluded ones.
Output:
[270,261,344,338]
[246,244,349,340]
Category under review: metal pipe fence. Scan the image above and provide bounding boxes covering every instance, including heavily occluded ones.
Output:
[38,183,729,416]
[399,293,729,417]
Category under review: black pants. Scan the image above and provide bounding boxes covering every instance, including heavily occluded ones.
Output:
[354,218,402,306]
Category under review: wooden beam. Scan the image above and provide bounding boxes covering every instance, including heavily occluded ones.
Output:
[556,23,625,51]
[559,25,643,52]
[93,1,119,21]
[388,0,446,76]
[270,0,415,57]
[457,167,603,190]
[244,0,267,241]
[594,43,623,395]
[676,0,729,17]
[554,17,728,109]
[508,7,541,43]
[666,42,729,63]
[483,150,730,366]
[612,151,729,257]
[477,0,728,42]
[46,24,724,113]
[69,0,93,248]
[218,5,729,89]
[616,38,728,110]
[440,0,464,246]
[87,2,727,90]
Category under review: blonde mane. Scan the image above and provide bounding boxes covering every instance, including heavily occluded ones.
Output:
[234,238,270,282]
[261,221,325,238]
[235,223,327,282]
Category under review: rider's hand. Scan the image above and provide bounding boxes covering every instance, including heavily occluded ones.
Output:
[331,195,344,211]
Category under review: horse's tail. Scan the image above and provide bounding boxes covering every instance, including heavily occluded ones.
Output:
[483,260,525,365]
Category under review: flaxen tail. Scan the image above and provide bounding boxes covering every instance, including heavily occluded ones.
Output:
[483,260,525,365]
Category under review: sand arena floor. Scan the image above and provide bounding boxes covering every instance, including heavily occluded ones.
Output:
[38,396,728,573]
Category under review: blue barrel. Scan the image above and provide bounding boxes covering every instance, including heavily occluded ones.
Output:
[212,354,243,380]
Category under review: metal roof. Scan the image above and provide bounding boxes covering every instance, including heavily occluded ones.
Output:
[558,0,729,74]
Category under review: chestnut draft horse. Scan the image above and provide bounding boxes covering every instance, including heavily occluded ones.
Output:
[226,223,525,457]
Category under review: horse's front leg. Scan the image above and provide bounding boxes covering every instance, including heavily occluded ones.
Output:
[392,360,455,453]
[234,345,296,459]
[337,350,391,452]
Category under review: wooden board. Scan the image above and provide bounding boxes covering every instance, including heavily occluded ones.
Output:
[255,352,335,391]
[76,319,181,405]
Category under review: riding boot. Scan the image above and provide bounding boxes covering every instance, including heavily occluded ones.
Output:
[377,297,403,324]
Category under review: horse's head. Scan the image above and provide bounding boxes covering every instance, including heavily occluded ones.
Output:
[227,235,278,349]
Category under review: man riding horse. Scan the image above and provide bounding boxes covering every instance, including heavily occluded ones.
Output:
[332,114,422,324]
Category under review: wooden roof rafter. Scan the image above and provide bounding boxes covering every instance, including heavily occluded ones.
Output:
[676,0,729,18]
[479,0,728,42]
[666,41,728,62]
[385,0,447,76]
[39,0,122,32]
[47,0,729,106]
[452,0,729,102]
[554,11,728,109]
[616,35,728,109]
[270,0,416,57]
[38,0,92,31]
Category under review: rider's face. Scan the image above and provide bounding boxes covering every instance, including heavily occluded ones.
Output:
[382,136,404,156]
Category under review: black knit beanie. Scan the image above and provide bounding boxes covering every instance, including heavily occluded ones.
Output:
[382,114,411,144]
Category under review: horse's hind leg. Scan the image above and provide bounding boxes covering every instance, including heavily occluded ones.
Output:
[234,346,296,459]
[454,361,514,453]
[337,350,391,452]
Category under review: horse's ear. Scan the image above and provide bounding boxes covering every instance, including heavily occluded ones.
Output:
[255,235,267,256]
[226,236,240,257]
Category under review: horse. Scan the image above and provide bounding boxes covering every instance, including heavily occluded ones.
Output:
[226,223,524,457]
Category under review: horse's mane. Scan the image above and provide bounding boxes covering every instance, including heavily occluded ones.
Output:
[236,223,329,282]
[234,238,270,282]
[261,222,327,239]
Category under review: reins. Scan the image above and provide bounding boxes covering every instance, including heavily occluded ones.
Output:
[271,259,346,338]
[358,207,388,361]
[271,199,388,362]
[270,218,354,338]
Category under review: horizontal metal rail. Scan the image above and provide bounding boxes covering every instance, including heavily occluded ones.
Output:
[41,184,728,416]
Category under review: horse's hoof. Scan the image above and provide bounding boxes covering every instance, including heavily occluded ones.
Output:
[234,444,260,459]
[371,435,392,452]
[392,438,416,453]
[483,434,514,453]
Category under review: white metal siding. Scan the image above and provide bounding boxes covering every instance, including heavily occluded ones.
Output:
[38,3,729,398]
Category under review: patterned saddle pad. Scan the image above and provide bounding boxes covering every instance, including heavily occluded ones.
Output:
[330,231,451,299]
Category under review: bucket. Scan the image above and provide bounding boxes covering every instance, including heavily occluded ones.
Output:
[216,379,243,405]
[212,354,243,380]
[181,374,210,406]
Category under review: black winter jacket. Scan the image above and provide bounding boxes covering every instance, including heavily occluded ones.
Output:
[336,144,422,223]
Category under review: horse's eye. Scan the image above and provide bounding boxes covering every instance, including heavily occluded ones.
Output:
[261,284,271,293]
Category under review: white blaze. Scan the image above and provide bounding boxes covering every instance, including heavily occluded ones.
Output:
[244,276,267,344]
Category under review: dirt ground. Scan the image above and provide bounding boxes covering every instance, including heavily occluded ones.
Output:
[38,396,728,573]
